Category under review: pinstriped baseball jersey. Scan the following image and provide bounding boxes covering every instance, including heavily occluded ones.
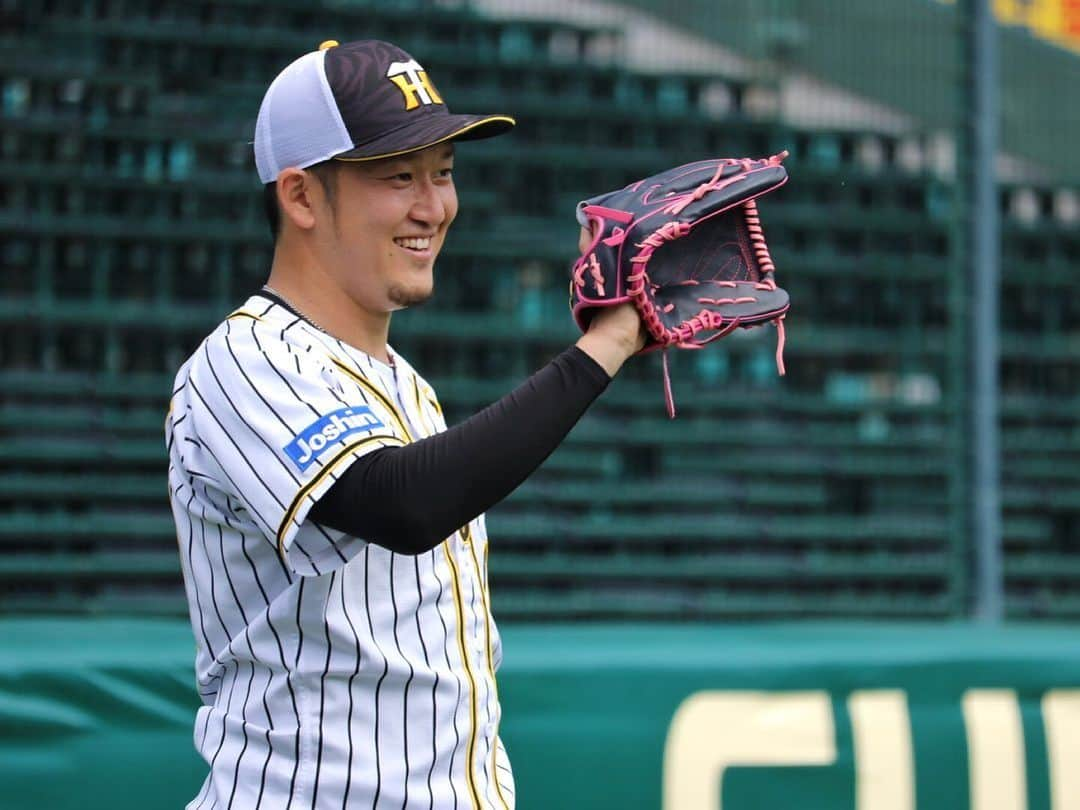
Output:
[166,294,515,809]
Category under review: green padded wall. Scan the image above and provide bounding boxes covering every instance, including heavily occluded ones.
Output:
[2,618,1079,810]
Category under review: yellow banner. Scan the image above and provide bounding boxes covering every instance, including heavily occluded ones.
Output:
[995,0,1080,50]
[941,0,1080,52]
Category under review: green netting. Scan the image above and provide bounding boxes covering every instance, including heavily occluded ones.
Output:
[1,0,1077,619]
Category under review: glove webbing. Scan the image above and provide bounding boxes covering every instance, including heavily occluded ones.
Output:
[627,199,788,418]
[659,317,786,419]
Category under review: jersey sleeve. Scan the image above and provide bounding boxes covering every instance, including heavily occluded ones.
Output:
[184,317,406,575]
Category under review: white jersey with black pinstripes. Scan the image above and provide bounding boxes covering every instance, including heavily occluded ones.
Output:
[166,294,515,810]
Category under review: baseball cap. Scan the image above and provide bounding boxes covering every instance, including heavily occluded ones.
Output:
[254,39,515,184]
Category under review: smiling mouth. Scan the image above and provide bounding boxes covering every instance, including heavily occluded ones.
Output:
[394,237,432,252]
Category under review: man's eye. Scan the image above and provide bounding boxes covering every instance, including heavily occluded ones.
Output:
[437,168,454,178]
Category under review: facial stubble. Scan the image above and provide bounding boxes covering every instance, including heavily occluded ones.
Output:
[388,283,433,309]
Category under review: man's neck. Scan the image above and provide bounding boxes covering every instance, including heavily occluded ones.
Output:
[265,263,391,364]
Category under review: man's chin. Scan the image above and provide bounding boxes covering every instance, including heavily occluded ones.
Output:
[388,284,434,310]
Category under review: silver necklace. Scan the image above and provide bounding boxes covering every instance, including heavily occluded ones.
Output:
[262,284,329,335]
[260,285,395,368]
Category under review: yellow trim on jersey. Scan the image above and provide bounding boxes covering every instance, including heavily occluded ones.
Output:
[409,373,492,807]
[331,358,488,802]
[329,356,414,443]
[226,309,263,322]
[276,433,405,557]
[410,375,426,429]
[441,544,484,810]
[485,544,509,810]
[411,376,425,423]
[417,379,443,419]
[411,375,447,435]
[461,523,511,810]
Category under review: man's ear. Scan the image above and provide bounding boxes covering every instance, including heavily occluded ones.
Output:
[276,168,318,232]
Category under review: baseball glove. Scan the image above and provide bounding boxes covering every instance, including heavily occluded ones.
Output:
[570,152,790,417]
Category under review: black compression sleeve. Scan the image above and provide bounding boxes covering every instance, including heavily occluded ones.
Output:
[308,346,611,554]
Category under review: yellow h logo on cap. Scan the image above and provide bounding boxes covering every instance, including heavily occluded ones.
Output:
[386,59,444,110]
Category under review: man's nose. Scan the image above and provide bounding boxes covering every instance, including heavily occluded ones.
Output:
[410,179,447,226]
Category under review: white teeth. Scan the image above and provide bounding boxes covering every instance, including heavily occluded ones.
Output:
[395,237,431,250]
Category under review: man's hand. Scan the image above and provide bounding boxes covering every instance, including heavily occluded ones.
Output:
[576,304,645,377]
[573,227,645,377]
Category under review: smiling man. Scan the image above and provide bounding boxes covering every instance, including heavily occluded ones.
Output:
[264,143,457,357]
[166,39,643,809]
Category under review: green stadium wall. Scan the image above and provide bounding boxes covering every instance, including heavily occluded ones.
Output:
[2,619,1079,809]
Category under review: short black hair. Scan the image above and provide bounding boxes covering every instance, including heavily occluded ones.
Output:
[263,159,342,242]
[263,183,280,242]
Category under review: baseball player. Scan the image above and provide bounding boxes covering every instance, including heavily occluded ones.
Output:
[166,39,643,809]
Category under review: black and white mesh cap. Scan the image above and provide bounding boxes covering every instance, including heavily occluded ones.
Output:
[254,39,515,184]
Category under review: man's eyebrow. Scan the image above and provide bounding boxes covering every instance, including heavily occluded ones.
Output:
[369,157,412,173]
[365,146,454,175]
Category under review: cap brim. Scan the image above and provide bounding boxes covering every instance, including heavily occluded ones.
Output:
[332,114,515,163]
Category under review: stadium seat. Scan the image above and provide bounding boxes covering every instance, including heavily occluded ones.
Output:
[3,0,1075,620]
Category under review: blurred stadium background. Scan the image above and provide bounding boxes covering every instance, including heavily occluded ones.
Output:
[1,0,1078,808]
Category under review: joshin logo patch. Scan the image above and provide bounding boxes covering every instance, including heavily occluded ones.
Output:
[283,406,384,471]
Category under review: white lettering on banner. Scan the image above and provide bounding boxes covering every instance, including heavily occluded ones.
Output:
[1043,690,1080,810]
[662,691,836,810]
[963,690,1028,810]
[664,687,1078,810]
[849,690,915,810]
